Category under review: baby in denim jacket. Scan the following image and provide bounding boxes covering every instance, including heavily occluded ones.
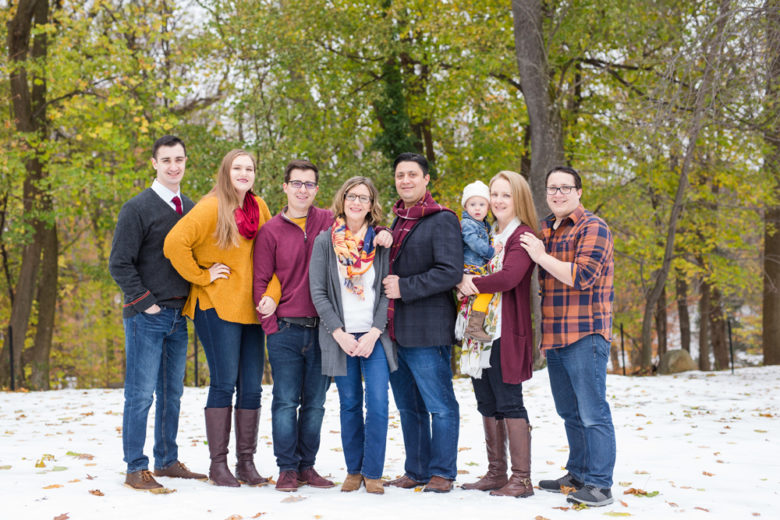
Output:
[461,181,502,342]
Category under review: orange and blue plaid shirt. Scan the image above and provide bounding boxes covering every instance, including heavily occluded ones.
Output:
[539,205,614,351]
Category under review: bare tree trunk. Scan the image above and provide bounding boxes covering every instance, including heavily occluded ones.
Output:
[762,0,780,365]
[710,287,729,370]
[655,285,668,362]
[511,0,565,369]
[699,279,712,371]
[1,0,50,387]
[640,0,731,370]
[676,272,691,352]
[29,224,57,390]
[510,0,565,211]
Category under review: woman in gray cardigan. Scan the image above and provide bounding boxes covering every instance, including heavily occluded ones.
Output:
[309,176,397,495]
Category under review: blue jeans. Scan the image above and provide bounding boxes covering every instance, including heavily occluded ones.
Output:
[266,321,331,472]
[122,307,188,473]
[334,335,390,479]
[389,345,459,482]
[193,305,264,409]
[545,333,616,488]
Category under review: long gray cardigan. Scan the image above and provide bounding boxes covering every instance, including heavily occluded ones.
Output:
[308,230,398,377]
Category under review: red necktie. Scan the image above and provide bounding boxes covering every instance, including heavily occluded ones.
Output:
[172,195,183,216]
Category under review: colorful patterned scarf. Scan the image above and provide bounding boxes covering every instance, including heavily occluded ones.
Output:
[234,192,260,240]
[331,217,376,300]
[387,191,456,341]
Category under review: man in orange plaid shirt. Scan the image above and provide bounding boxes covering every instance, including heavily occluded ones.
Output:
[520,166,615,507]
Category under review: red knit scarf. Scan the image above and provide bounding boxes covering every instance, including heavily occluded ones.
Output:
[235,192,260,240]
[387,191,455,341]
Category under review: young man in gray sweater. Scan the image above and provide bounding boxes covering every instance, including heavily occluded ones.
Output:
[109,135,205,490]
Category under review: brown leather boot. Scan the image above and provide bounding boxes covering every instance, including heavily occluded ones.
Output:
[205,407,240,487]
[462,416,508,491]
[234,408,269,486]
[490,418,533,498]
[464,310,492,342]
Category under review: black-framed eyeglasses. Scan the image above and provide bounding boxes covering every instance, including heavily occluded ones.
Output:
[546,185,577,195]
[345,193,371,204]
[288,180,318,190]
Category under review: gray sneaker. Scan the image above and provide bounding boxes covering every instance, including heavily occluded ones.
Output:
[566,485,613,507]
[538,472,583,493]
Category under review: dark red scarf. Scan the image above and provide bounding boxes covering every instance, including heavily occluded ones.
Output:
[387,191,455,341]
[235,192,260,240]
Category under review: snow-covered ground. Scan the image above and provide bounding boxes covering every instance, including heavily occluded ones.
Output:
[2,366,778,520]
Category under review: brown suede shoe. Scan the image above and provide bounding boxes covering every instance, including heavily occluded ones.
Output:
[125,470,163,491]
[275,470,299,492]
[153,461,207,480]
[364,478,385,494]
[341,473,363,492]
[383,475,424,488]
[423,476,454,493]
[298,467,335,488]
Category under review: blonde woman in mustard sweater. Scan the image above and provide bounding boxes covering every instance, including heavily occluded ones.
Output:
[164,149,280,488]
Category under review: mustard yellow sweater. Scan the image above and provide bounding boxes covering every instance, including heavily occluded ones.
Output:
[164,194,280,324]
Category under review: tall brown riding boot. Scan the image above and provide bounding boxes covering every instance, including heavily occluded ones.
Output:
[205,407,240,487]
[234,408,270,486]
[462,416,508,491]
[464,310,493,342]
[490,418,533,498]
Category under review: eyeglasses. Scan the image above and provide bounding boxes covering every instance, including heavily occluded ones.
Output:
[546,185,577,195]
[288,180,318,191]
[345,193,371,204]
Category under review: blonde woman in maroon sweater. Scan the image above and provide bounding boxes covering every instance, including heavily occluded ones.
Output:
[457,170,539,498]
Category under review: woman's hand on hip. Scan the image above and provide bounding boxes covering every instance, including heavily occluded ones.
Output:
[208,263,230,283]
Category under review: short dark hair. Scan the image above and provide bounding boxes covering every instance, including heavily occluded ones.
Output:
[545,165,582,189]
[284,159,319,183]
[152,135,186,158]
[393,152,429,177]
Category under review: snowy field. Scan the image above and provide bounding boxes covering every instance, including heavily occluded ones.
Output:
[1,366,778,520]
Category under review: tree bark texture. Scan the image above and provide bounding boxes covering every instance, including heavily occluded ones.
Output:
[511,0,565,368]
[30,224,58,390]
[709,287,729,371]
[699,279,712,371]
[762,0,780,365]
[676,272,691,352]
[655,285,668,361]
[1,0,52,387]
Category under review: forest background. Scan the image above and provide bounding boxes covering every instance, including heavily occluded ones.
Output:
[1,0,779,390]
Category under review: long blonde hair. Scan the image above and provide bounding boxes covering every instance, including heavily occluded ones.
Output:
[490,170,540,236]
[208,149,256,249]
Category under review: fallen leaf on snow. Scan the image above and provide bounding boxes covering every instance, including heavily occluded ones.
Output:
[251,514,266,518]
[552,507,570,511]
[281,495,307,503]
[86,474,96,480]
[560,485,577,495]
[89,489,104,496]
[633,470,648,475]
[603,513,632,517]
[618,481,632,487]
[458,447,471,451]
[0,465,11,470]
[534,516,551,520]
[149,487,176,494]
[702,471,714,477]
[457,469,469,474]
[619,500,628,507]
[68,479,80,483]
[43,484,63,489]
[695,507,709,512]
[224,515,242,520]
[666,501,679,507]
[623,488,659,497]
[546,461,555,465]
[53,514,69,520]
